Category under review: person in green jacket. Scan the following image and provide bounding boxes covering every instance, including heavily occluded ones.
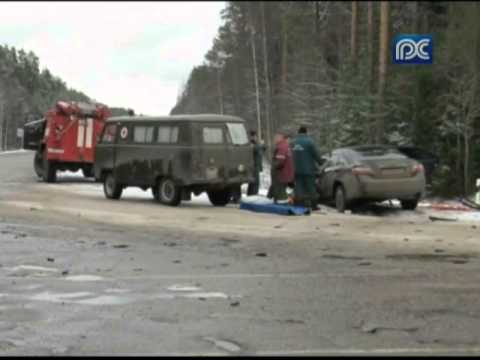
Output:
[247,130,265,196]
[291,126,322,210]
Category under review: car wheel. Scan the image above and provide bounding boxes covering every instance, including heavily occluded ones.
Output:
[335,185,347,213]
[43,156,57,183]
[401,198,419,210]
[103,173,123,200]
[207,188,232,207]
[34,151,43,178]
[158,178,181,206]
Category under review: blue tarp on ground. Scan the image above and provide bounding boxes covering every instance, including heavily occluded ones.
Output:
[239,201,311,216]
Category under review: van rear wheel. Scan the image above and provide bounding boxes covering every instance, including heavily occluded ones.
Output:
[104,173,123,200]
[158,178,181,206]
[207,189,232,207]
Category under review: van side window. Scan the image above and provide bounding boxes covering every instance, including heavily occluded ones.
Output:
[102,124,117,143]
[157,126,179,144]
[203,127,223,144]
[133,126,154,143]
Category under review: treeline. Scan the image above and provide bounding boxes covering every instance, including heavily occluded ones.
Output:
[171,1,480,196]
[0,45,130,151]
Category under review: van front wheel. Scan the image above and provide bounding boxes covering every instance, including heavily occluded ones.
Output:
[158,178,181,206]
[207,189,232,207]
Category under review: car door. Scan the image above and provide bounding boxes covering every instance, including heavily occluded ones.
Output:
[198,123,228,181]
[94,123,117,178]
[318,154,337,199]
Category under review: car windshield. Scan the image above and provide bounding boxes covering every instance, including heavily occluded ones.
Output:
[226,122,249,145]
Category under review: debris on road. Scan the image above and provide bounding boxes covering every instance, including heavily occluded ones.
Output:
[429,215,458,222]
[61,270,69,276]
[360,322,419,334]
[203,337,242,353]
[322,254,363,261]
[46,258,54,262]
[230,301,240,307]
[112,244,129,249]
[255,252,267,257]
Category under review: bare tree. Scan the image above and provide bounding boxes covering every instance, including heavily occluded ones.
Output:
[247,3,263,143]
[376,1,389,144]
[261,2,273,151]
[350,1,358,61]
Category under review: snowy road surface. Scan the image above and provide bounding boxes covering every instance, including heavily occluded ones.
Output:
[0,151,480,355]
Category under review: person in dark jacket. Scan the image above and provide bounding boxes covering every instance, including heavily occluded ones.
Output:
[247,130,265,196]
[291,126,322,210]
[268,130,294,204]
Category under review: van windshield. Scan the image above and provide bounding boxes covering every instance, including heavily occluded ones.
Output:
[226,123,248,145]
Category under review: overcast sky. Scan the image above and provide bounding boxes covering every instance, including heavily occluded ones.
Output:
[0,1,225,115]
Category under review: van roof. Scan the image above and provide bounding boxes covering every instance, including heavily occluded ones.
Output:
[106,114,245,123]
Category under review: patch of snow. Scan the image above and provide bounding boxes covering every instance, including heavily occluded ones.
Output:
[30,291,94,303]
[181,292,229,299]
[64,275,104,282]
[30,291,131,305]
[167,284,202,292]
[104,288,130,294]
[74,295,132,305]
[0,149,28,156]
[155,291,230,300]
[438,211,480,222]
[241,195,273,205]
[7,265,59,273]
[59,170,85,179]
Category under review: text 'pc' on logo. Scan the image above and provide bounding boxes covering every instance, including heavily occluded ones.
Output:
[393,35,433,64]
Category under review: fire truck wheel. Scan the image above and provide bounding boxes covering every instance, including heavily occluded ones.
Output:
[34,152,43,178]
[152,186,160,202]
[43,159,57,183]
[104,173,123,200]
[158,178,181,206]
[82,167,94,178]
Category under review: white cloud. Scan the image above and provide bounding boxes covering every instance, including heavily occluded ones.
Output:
[0,1,225,114]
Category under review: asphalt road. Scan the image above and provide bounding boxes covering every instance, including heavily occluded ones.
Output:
[1,151,480,355]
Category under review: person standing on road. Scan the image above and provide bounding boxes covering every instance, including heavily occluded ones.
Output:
[268,130,294,204]
[247,130,265,196]
[292,126,322,210]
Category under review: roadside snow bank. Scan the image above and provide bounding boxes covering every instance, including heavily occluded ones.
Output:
[0,149,28,156]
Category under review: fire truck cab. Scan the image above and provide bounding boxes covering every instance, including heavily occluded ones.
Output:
[23,101,111,183]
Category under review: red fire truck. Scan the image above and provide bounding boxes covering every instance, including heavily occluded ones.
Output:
[23,101,111,183]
